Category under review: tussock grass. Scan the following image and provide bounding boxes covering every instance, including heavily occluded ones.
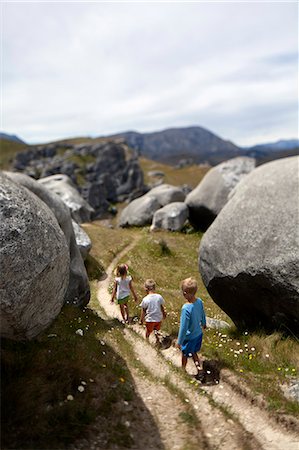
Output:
[139,157,210,188]
[87,225,299,417]
[1,282,145,449]
[0,139,28,170]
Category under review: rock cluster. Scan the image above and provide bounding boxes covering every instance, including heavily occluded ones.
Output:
[12,141,146,219]
[119,184,186,229]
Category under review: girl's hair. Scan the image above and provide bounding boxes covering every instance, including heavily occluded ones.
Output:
[181,277,197,295]
[144,279,156,291]
[117,264,128,277]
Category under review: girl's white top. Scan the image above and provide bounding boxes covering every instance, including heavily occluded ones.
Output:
[140,293,165,322]
[115,276,132,300]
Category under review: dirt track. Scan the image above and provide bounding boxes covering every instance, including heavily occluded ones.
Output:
[81,240,299,450]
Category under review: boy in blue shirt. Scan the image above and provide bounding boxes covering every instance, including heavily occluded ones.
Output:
[177,277,206,375]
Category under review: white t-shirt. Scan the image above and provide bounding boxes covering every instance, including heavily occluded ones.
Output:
[115,276,132,300]
[140,293,165,322]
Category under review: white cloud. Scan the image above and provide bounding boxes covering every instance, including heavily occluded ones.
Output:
[2,1,298,145]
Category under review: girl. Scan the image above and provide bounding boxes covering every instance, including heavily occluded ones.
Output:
[110,264,138,323]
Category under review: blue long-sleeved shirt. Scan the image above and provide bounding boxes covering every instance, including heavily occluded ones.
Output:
[177,298,206,345]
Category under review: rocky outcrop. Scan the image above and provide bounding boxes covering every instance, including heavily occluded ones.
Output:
[5,172,90,307]
[0,173,69,340]
[12,141,146,219]
[72,220,92,260]
[186,157,256,231]
[119,184,186,228]
[151,202,189,232]
[199,156,299,334]
[38,174,94,224]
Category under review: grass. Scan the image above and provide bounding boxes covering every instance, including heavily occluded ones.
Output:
[139,157,210,188]
[0,138,29,170]
[84,222,299,418]
[1,283,148,449]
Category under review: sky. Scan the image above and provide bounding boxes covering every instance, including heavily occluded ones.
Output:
[1,1,298,146]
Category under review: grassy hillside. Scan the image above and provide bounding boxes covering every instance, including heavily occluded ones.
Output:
[2,223,299,449]
[139,157,210,188]
[0,138,28,170]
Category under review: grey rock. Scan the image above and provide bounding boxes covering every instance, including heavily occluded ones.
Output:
[72,220,92,260]
[148,170,165,178]
[206,317,231,330]
[151,202,189,232]
[119,195,161,227]
[199,156,299,334]
[5,172,90,307]
[0,173,70,340]
[186,157,256,231]
[146,183,186,206]
[281,379,299,403]
[38,174,94,223]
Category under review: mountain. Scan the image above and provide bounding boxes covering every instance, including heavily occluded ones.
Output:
[247,139,299,152]
[0,132,26,144]
[109,126,241,166]
[244,139,298,165]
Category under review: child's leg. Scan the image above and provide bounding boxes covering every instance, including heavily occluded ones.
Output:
[153,322,162,343]
[182,354,188,371]
[119,304,126,321]
[145,322,154,339]
[124,303,130,322]
[192,352,201,372]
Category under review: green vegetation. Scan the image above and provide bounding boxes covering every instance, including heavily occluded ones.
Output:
[1,301,137,449]
[139,156,210,188]
[84,222,299,417]
[0,138,28,170]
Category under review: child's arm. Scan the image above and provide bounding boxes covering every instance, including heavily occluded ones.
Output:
[161,305,167,320]
[129,279,138,303]
[201,303,207,330]
[140,308,146,325]
[110,281,117,303]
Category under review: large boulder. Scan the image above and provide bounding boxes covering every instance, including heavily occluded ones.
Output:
[147,184,186,206]
[38,174,94,223]
[5,172,90,306]
[199,156,299,334]
[119,196,161,227]
[186,157,256,231]
[150,202,189,232]
[0,173,70,340]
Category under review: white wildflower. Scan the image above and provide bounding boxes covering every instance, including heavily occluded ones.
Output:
[67,395,74,401]
[76,329,83,336]
[78,385,85,392]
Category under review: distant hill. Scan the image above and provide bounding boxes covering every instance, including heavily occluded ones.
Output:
[0,132,26,144]
[247,139,299,152]
[109,126,241,166]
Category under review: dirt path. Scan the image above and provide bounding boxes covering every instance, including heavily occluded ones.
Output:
[94,241,299,450]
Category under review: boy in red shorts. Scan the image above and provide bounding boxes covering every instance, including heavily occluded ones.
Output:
[140,279,166,344]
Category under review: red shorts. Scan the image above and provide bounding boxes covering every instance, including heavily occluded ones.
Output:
[146,321,161,334]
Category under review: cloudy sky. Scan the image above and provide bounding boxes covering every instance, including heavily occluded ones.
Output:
[1,1,298,146]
